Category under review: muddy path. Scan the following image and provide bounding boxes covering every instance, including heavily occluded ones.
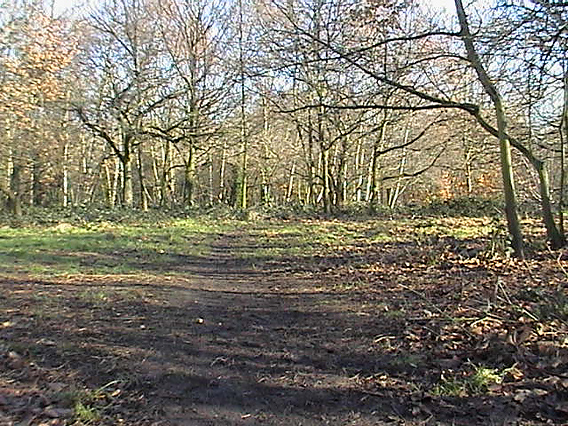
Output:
[1,227,566,425]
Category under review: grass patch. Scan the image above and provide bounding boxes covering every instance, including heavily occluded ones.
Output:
[432,365,505,397]
[0,217,234,277]
[78,289,110,305]
[0,210,545,279]
[0,208,547,290]
[54,382,122,424]
[74,400,100,424]
[227,216,504,267]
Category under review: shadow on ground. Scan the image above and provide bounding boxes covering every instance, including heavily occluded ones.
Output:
[0,229,566,425]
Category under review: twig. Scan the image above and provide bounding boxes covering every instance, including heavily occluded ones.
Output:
[469,316,503,328]
[522,258,539,283]
[545,245,568,291]
[497,278,513,305]
[96,380,121,393]
[397,283,475,338]
[398,283,445,316]
[494,277,540,322]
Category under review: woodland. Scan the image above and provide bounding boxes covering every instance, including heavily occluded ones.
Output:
[0,0,566,254]
[0,0,568,425]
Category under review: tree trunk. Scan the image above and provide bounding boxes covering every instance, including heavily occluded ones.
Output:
[219,141,227,203]
[149,143,162,205]
[333,139,348,208]
[455,0,524,257]
[236,0,248,211]
[493,94,524,256]
[341,149,348,206]
[137,145,148,211]
[7,161,22,217]
[159,141,170,207]
[389,148,408,209]
[62,142,69,208]
[237,136,248,210]
[355,139,364,202]
[306,130,317,206]
[109,156,119,207]
[473,104,565,249]
[31,154,42,206]
[560,67,568,237]
[184,143,197,207]
[260,169,270,205]
[208,152,214,206]
[122,157,133,208]
[79,134,89,205]
[561,123,566,237]
[463,138,474,195]
[535,161,565,248]
[103,161,113,208]
[286,163,296,203]
[321,148,332,214]
[61,91,70,208]
[369,119,387,207]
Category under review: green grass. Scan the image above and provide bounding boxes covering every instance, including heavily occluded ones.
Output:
[74,400,100,424]
[232,217,499,263]
[432,365,505,397]
[469,366,503,393]
[54,382,123,424]
[0,218,234,277]
[0,212,506,278]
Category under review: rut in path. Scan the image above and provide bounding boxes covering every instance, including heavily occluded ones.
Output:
[151,231,401,425]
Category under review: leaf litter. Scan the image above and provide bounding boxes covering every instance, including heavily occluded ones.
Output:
[0,217,566,425]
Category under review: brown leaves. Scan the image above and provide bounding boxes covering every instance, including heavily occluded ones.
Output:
[0,343,131,425]
[290,217,568,421]
[0,10,77,118]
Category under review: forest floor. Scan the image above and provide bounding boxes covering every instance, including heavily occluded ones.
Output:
[0,214,567,425]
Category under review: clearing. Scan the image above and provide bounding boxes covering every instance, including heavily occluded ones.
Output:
[0,215,567,425]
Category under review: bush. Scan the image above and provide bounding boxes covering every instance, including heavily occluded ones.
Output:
[418,196,503,218]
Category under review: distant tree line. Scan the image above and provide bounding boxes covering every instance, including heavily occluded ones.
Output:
[0,0,566,254]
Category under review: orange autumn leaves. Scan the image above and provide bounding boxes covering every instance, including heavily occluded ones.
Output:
[0,11,77,120]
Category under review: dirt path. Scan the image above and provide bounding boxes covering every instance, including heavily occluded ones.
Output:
[152,232,401,425]
[1,227,566,425]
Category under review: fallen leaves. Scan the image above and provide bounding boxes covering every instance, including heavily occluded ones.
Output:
[0,217,567,425]
[273,218,568,422]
